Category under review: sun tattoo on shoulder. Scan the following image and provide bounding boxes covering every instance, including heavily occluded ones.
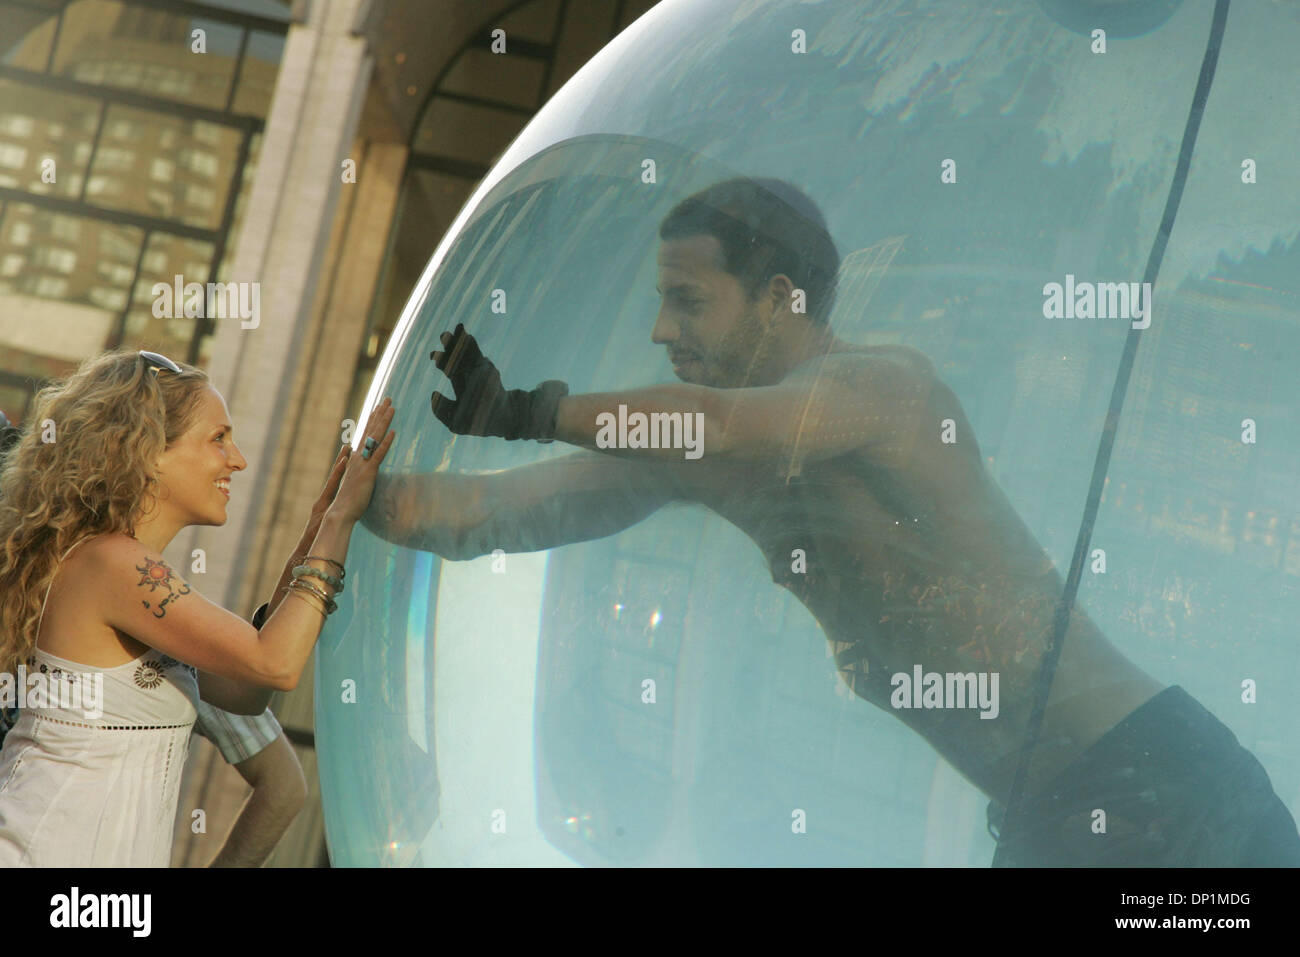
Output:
[135,556,191,619]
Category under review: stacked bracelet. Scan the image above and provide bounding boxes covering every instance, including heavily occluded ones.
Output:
[304,555,345,579]
[293,564,344,593]
[285,586,328,619]
[287,578,338,615]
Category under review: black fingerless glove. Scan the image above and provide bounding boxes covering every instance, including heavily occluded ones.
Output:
[430,324,569,442]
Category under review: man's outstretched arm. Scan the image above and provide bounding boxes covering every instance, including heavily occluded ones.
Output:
[375,326,933,558]
[363,451,715,560]
[550,352,930,464]
[430,324,933,466]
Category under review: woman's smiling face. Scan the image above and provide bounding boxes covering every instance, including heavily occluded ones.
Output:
[152,386,247,527]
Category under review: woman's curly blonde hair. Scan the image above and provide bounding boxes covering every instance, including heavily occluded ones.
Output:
[0,350,210,673]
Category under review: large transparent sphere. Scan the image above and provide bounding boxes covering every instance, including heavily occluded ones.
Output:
[315,0,1300,865]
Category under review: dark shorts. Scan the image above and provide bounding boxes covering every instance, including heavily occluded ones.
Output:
[987,685,1300,866]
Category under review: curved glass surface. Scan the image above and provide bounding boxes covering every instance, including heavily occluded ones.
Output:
[315,0,1300,866]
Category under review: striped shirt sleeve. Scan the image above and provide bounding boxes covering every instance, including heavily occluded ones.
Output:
[192,600,282,763]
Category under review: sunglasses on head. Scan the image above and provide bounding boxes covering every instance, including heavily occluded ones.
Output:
[139,350,181,374]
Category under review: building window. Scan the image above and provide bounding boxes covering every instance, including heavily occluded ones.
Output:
[142,250,167,273]
[98,232,136,261]
[193,121,222,145]
[38,248,77,274]
[33,277,69,298]
[115,63,144,88]
[96,261,134,284]
[95,147,135,172]
[88,287,129,311]
[150,68,194,97]
[185,184,215,209]
[0,255,24,277]
[0,144,28,169]
[73,62,107,84]
[0,116,34,137]
[10,222,31,246]
[147,187,172,212]
[50,217,81,242]
[182,149,219,178]
[151,158,175,182]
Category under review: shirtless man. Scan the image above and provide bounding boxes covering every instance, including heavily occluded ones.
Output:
[366,177,1300,866]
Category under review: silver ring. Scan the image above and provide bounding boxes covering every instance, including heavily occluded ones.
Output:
[362,436,377,459]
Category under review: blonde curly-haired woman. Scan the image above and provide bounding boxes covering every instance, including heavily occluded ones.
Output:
[0,350,395,866]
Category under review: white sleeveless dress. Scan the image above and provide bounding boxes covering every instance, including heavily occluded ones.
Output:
[0,537,199,867]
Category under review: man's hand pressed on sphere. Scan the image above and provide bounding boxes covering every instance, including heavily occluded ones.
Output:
[430,323,569,442]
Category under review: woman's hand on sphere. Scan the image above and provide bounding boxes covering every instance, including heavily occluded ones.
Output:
[299,444,350,542]
[330,397,396,524]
